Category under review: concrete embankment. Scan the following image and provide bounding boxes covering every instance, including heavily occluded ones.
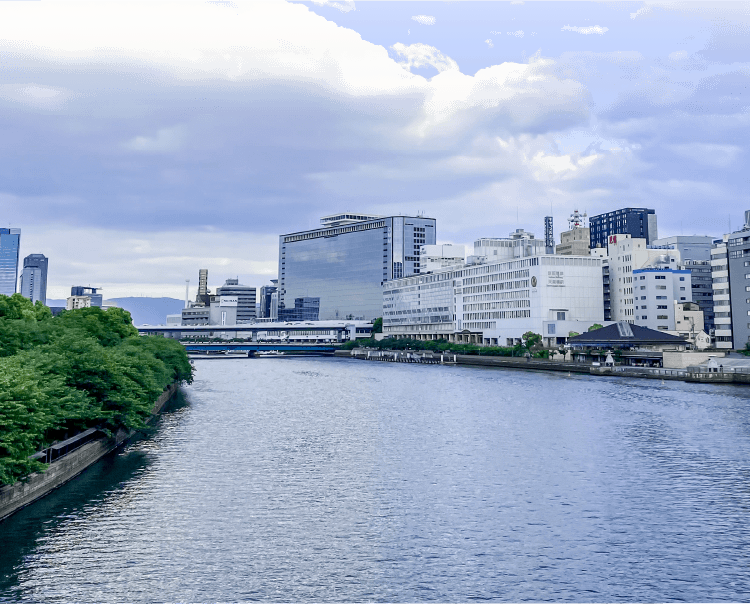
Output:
[0,383,180,522]
[337,349,750,384]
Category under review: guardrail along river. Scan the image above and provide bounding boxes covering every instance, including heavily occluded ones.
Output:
[1,357,749,602]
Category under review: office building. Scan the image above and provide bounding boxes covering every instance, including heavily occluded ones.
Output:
[216,278,256,323]
[556,210,590,256]
[606,234,682,323]
[631,264,693,332]
[651,236,715,333]
[258,280,278,318]
[383,253,605,347]
[69,286,103,308]
[711,236,733,349]
[278,296,321,321]
[279,213,436,321]
[718,210,750,349]
[0,227,21,296]
[590,208,658,250]
[67,295,91,310]
[19,254,48,305]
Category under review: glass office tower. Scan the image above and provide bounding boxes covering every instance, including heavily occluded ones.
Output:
[279,214,436,321]
[20,253,49,305]
[0,228,21,296]
[589,208,658,249]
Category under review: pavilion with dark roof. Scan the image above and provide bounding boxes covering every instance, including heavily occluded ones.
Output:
[567,321,690,367]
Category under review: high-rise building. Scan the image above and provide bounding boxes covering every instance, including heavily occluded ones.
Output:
[278,296,320,321]
[651,236,715,334]
[216,278,256,323]
[590,208,658,250]
[258,279,278,318]
[720,210,750,349]
[19,254,48,305]
[0,227,21,296]
[711,236,732,349]
[279,213,436,321]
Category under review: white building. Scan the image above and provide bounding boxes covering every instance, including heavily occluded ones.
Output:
[383,254,605,347]
[606,234,683,322]
[711,235,733,349]
[66,295,91,310]
[473,229,548,261]
[632,266,693,331]
[420,244,465,272]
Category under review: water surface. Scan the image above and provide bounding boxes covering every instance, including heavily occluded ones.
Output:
[1,357,749,602]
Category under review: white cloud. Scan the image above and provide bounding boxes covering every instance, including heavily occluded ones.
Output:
[561,25,609,35]
[630,6,652,20]
[124,126,187,153]
[0,83,73,110]
[485,39,494,49]
[391,43,458,74]
[507,30,524,38]
[311,0,355,13]
[668,143,742,168]
[20,227,280,299]
[411,15,436,26]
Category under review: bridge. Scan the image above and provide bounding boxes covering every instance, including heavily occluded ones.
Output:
[183,342,340,355]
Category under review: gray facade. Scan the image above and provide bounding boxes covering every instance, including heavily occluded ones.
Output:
[279,214,436,321]
[727,213,750,348]
[216,278,256,323]
[20,254,48,305]
[0,228,21,296]
[651,236,715,333]
[590,208,657,249]
[258,281,278,318]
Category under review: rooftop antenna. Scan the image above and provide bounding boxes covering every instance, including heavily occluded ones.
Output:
[185,279,190,309]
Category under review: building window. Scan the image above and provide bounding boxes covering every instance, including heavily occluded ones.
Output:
[548,324,556,334]
[679,277,685,281]
[556,311,566,320]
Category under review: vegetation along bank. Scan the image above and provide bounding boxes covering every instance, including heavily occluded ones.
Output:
[0,294,193,487]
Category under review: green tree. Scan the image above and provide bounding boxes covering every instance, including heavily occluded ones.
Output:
[588,324,604,332]
[372,317,383,334]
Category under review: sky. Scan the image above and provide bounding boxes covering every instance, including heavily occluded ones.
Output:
[1,0,749,300]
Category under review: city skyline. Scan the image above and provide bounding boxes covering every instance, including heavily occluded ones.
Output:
[1,1,748,299]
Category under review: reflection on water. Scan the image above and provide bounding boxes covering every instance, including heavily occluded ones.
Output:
[1,360,749,602]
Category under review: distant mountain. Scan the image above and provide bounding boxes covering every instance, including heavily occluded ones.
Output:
[46,297,184,326]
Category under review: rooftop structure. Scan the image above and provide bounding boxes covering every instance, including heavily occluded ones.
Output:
[590,207,658,250]
[19,254,48,305]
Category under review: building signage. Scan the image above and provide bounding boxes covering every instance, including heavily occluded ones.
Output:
[609,235,617,245]
[547,270,564,287]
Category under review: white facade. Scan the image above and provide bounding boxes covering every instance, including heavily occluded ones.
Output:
[632,267,692,331]
[420,244,465,272]
[606,234,682,323]
[711,236,733,349]
[66,295,91,310]
[474,229,548,261]
[383,254,605,346]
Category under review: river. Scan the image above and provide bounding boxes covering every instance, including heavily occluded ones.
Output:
[1,357,749,602]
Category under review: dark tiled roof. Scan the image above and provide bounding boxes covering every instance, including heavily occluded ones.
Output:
[568,322,687,345]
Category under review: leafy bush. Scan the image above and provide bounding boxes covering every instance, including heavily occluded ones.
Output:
[0,295,193,485]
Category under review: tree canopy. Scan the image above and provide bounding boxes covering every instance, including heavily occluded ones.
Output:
[0,295,192,485]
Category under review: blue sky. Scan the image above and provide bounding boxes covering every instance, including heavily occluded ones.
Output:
[0,1,748,298]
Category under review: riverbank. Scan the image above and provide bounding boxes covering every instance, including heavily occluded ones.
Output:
[0,383,180,523]
[337,349,750,384]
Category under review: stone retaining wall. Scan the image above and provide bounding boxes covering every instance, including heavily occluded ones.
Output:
[0,383,179,522]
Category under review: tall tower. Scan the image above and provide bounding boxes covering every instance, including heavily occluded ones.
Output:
[19,254,48,305]
[0,228,21,296]
[544,216,554,254]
